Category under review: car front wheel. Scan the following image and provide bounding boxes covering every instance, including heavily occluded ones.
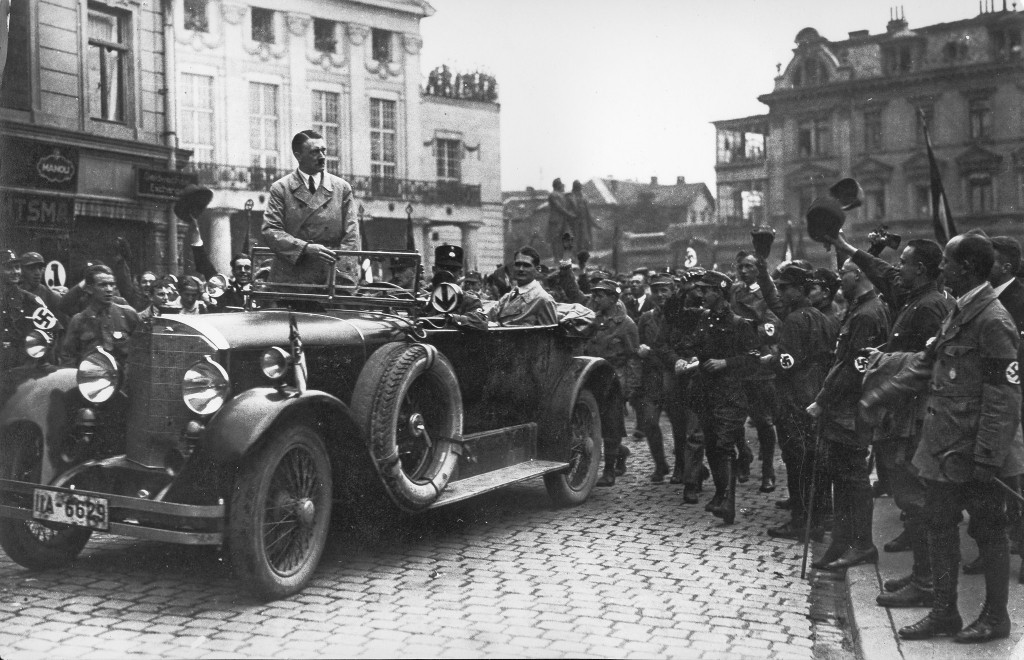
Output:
[0,437,91,570]
[544,389,602,507]
[227,424,332,601]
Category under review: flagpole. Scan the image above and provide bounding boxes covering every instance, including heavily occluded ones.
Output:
[918,107,956,245]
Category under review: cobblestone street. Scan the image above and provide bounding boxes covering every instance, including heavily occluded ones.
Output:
[0,421,854,659]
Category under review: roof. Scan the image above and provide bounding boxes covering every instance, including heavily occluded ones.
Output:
[584,178,713,208]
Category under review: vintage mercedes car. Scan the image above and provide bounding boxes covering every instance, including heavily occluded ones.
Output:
[0,248,619,600]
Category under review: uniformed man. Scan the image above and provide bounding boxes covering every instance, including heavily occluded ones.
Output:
[762,263,836,541]
[732,252,783,492]
[830,231,951,607]
[811,268,842,339]
[138,277,177,320]
[808,259,890,571]
[653,267,710,501]
[429,244,487,330]
[583,278,640,487]
[895,233,1022,644]
[636,272,687,483]
[677,271,759,524]
[61,264,140,366]
[2,250,56,372]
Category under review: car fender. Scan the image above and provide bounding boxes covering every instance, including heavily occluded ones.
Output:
[537,356,618,462]
[198,388,363,467]
[0,367,79,484]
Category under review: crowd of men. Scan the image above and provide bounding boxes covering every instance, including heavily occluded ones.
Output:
[4,128,1021,647]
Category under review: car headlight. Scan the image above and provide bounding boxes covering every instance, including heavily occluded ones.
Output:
[77,348,119,403]
[182,357,230,416]
[260,346,290,380]
[24,330,52,359]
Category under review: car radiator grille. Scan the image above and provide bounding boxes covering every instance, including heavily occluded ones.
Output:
[125,323,218,469]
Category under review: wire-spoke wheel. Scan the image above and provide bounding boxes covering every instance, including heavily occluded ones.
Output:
[228,424,332,601]
[545,389,602,507]
[0,437,91,570]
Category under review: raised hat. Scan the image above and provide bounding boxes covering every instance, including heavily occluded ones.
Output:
[434,244,463,268]
[19,251,44,266]
[590,279,620,295]
[173,184,214,221]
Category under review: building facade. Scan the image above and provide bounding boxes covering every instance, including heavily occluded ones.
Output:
[716,5,1024,264]
[171,0,501,275]
[504,176,715,272]
[0,0,501,281]
[0,0,191,282]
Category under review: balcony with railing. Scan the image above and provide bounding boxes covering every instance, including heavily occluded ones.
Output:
[183,162,482,207]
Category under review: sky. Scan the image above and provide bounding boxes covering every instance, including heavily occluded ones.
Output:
[419,0,994,193]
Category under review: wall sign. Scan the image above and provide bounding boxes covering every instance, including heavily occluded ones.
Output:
[137,168,198,200]
[0,137,79,192]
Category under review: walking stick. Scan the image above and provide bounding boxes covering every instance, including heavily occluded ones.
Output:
[801,416,824,580]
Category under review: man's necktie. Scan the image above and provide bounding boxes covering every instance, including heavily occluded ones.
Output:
[308,175,317,195]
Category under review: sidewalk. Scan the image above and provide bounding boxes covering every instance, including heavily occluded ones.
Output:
[842,496,1024,659]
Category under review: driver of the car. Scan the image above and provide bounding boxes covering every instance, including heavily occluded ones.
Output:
[429,245,487,330]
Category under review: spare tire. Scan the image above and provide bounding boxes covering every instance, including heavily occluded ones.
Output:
[350,342,462,511]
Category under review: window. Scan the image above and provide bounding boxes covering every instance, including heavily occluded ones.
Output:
[741,189,764,223]
[370,98,397,195]
[913,184,931,217]
[180,74,214,163]
[313,19,336,53]
[969,98,991,140]
[88,5,129,122]
[436,139,461,182]
[967,174,994,213]
[793,59,828,87]
[251,8,274,44]
[992,28,1023,62]
[184,0,209,33]
[716,129,765,164]
[884,44,914,75]
[372,29,392,62]
[864,110,883,151]
[865,188,886,220]
[797,118,831,158]
[311,90,341,174]
[0,0,31,110]
[249,83,279,181]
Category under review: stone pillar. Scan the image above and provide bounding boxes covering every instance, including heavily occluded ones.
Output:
[460,224,475,271]
[207,209,233,274]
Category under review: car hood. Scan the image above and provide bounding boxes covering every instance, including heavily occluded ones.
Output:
[151,310,410,351]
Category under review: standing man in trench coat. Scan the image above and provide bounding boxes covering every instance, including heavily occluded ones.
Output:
[262,129,360,287]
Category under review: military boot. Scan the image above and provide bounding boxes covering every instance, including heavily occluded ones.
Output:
[709,455,737,524]
[646,433,670,483]
[737,441,753,483]
[597,440,618,487]
[758,424,778,493]
[899,530,962,640]
[669,462,685,485]
[955,539,1011,643]
[614,444,630,476]
[704,458,725,513]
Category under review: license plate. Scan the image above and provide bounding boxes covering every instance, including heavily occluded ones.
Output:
[32,489,109,531]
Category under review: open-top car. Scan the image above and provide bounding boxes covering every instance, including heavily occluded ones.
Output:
[0,248,619,600]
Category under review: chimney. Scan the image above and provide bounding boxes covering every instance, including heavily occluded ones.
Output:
[525,186,534,194]
[676,176,686,185]
[650,176,658,186]
[849,30,869,38]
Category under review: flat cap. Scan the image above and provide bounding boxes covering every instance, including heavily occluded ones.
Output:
[590,279,620,295]
[694,270,733,290]
[20,251,44,266]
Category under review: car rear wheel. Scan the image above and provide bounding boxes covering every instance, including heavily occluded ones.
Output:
[227,424,332,601]
[544,389,602,507]
[350,342,462,512]
[0,438,91,570]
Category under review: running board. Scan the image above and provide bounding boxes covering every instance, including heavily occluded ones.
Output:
[429,460,569,509]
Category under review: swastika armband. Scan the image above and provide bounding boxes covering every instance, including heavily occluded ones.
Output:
[779,353,795,370]
[982,358,1020,386]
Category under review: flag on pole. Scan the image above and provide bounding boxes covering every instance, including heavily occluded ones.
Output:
[918,108,956,245]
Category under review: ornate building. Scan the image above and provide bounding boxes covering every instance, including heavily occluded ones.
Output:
[716,4,1024,262]
[1,0,502,278]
